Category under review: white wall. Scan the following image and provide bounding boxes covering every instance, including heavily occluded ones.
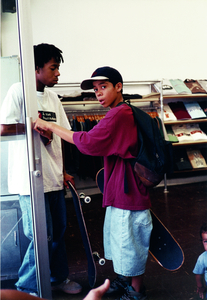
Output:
[1,0,207,83]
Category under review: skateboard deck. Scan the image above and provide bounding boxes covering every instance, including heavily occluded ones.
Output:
[95,168,184,271]
[149,210,184,270]
[68,181,96,287]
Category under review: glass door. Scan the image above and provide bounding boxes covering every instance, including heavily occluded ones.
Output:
[0,0,51,298]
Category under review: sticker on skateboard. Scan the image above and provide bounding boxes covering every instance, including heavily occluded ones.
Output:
[95,168,184,271]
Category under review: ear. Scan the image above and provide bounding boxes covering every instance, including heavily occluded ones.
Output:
[35,66,40,74]
[116,82,123,92]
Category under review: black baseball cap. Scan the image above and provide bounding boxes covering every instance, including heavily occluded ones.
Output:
[81,66,123,90]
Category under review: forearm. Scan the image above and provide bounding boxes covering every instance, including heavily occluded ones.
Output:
[195,274,206,299]
[196,274,204,288]
[34,118,75,144]
[50,122,74,144]
[0,124,25,136]
[61,139,75,187]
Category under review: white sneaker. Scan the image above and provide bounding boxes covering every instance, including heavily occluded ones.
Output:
[29,292,38,297]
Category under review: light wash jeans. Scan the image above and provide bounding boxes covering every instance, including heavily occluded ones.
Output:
[104,207,152,277]
[15,190,69,293]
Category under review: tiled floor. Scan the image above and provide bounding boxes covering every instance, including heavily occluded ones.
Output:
[2,181,207,300]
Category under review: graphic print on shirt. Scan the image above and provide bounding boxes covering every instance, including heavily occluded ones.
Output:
[38,111,56,122]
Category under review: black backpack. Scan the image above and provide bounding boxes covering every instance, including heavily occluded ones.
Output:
[118,102,174,188]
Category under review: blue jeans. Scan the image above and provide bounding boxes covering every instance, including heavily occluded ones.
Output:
[15,190,69,293]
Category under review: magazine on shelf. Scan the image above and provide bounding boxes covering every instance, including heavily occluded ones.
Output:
[187,149,207,168]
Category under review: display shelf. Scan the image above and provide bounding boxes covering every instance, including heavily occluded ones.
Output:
[162,92,207,189]
[164,118,207,125]
[172,140,207,146]
[163,94,207,100]
[173,168,207,173]
[61,95,160,107]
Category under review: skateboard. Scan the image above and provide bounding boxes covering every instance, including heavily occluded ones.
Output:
[95,168,184,271]
[149,210,184,270]
[68,182,101,287]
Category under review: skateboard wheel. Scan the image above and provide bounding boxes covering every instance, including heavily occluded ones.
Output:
[92,252,105,265]
[84,196,91,203]
[99,258,105,266]
[79,193,91,204]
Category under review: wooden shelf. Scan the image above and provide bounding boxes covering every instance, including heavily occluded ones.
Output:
[163,93,207,100]
[164,118,207,125]
[61,100,99,106]
[172,140,207,147]
[61,94,160,107]
[173,168,207,173]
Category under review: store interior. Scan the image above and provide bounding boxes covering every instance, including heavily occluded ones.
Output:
[1,1,207,299]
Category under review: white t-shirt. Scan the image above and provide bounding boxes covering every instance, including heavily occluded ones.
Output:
[0,82,71,195]
[193,251,207,284]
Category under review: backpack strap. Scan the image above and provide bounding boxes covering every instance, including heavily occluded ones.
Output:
[116,101,134,193]
[124,161,129,194]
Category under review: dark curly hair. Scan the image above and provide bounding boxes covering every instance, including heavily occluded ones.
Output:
[34,43,64,69]
[200,223,207,239]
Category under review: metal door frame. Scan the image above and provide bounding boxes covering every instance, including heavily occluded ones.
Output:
[16,1,51,298]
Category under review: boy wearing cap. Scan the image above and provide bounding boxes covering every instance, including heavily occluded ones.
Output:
[34,66,152,300]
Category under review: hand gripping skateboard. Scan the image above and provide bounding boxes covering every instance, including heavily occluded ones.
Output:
[95,168,184,271]
[68,181,105,287]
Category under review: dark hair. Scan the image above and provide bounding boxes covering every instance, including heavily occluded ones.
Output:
[200,223,207,239]
[34,43,64,69]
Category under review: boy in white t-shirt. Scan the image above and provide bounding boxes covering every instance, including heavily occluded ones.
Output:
[0,43,81,296]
